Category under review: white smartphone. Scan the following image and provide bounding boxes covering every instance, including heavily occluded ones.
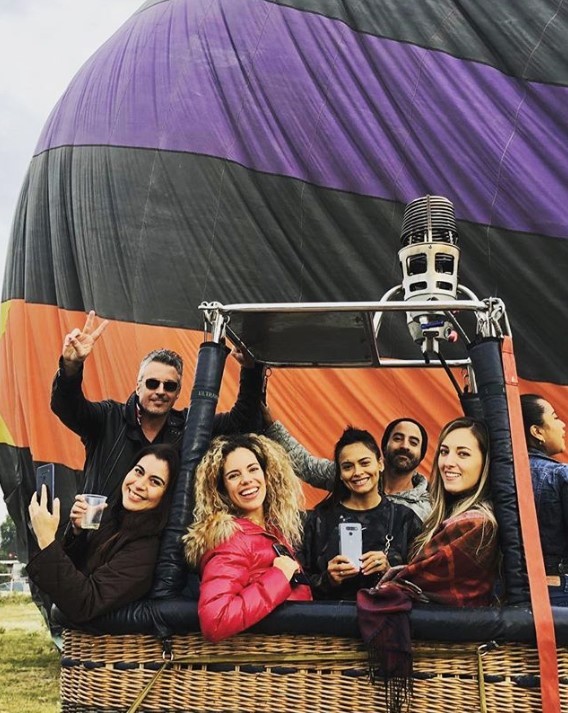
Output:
[339,522,362,568]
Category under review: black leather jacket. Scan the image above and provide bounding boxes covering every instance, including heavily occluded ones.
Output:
[51,357,264,498]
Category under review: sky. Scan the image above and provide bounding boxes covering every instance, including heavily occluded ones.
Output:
[0,0,144,525]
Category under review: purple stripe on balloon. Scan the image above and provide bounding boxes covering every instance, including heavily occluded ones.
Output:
[36,0,568,238]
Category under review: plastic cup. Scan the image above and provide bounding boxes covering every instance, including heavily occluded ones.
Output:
[81,494,108,530]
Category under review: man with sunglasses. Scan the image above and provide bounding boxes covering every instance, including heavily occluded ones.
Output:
[51,311,264,500]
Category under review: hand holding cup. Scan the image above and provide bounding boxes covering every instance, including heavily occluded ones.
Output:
[80,494,108,530]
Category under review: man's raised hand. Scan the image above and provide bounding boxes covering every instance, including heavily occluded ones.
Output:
[62,310,109,375]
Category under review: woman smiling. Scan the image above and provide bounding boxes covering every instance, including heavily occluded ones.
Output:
[27,444,179,624]
[299,427,422,600]
[183,434,312,643]
[356,418,499,712]
[395,416,499,605]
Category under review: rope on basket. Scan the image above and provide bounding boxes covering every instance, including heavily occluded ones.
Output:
[125,637,369,712]
[126,638,173,713]
[477,640,498,713]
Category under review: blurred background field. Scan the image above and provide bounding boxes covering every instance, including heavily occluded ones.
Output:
[0,594,60,713]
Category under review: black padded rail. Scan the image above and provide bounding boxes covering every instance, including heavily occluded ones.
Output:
[53,599,568,646]
[150,341,229,598]
[468,338,528,604]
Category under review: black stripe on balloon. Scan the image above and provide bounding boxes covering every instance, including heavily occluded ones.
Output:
[34,2,568,238]
[4,146,567,384]
[265,0,568,86]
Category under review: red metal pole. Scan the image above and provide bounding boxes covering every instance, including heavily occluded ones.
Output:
[502,337,560,712]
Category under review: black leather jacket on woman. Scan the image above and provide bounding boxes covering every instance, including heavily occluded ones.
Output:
[298,498,422,600]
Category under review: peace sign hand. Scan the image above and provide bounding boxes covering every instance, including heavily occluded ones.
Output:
[62,310,109,375]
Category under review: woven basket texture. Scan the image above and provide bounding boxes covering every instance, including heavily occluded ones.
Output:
[60,630,568,713]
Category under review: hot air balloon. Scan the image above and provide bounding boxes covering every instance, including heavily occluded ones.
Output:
[1,0,567,710]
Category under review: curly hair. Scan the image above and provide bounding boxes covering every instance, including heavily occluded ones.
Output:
[410,417,496,558]
[184,434,304,565]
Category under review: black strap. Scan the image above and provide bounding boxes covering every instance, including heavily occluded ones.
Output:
[384,499,395,555]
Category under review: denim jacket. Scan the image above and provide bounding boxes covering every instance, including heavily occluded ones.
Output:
[528,448,568,574]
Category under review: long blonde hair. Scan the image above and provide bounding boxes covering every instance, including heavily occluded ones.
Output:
[184,434,304,565]
[411,417,496,558]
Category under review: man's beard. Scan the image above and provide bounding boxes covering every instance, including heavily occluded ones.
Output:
[139,399,171,419]
[385,448,421,476]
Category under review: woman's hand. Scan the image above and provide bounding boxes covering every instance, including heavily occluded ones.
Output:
[272,555,299,581]
[360,550,389,576]
[327,555,359,586]
[378,564,406,585]
[28,485,60,550]
[69,495,89,534]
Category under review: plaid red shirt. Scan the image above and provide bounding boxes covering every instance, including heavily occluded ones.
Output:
[395,510,498,607]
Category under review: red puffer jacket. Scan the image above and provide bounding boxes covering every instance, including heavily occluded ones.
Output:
[198,518,312,642]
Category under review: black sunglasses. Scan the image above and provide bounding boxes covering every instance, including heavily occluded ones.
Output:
[144,378,179,393]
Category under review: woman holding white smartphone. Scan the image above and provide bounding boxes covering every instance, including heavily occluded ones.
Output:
[299,427,422,600]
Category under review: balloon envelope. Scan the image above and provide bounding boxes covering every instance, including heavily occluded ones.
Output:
[1,0,567,556]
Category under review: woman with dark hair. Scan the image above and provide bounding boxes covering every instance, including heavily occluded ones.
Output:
[27,444,180,624]
[184,434,312,643]
[299,427,422,600]
[520,394,568,605]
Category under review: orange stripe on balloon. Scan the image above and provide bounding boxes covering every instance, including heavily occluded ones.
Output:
[1,300,566,484]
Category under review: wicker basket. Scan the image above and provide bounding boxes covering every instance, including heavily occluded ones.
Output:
[61,630,568,713]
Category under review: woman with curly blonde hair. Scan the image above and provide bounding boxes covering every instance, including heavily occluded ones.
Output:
[184,434,312,642]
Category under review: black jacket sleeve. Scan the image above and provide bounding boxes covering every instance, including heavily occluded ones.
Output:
[26,536,160,624]
[50,357,111,441]
[211,363,264,435]
[297,510,335,598]
[387,507,424,567]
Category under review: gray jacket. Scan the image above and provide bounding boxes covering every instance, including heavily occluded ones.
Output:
[266,421,432,522]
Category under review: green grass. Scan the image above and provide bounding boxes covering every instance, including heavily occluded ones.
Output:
[0,594,60,713]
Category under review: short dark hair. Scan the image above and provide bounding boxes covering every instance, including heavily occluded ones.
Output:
[381,418,428,461]
[138,349,183,381]
[520,394,547,451]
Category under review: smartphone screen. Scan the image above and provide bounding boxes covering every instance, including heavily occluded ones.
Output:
[339,522,362,568]
[36,463,55,511]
